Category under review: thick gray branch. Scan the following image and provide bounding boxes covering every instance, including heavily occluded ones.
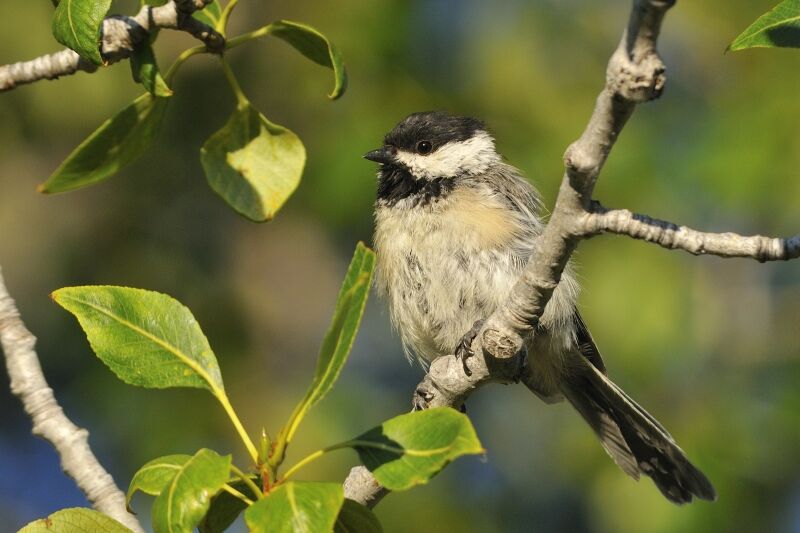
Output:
[0,0,222,92]
[0,268,144,532]
[583,203,800,261]
[478,0,675,357]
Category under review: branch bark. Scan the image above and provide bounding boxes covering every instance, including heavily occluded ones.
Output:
[0,268,144,533]
[0,0,223,92]
[345,0,795,507]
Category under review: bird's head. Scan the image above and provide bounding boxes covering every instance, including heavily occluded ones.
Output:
[365,112,501,206]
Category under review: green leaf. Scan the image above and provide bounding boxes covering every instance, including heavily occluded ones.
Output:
[39,93,169,193]
[127,454,192,510]
[352,408,484,491]
[199,476,259,533]
[334,499,383,533]
[729,0,800,50]
[192,0,222,27]
[52,0,112,65]
[151,449,232,533]
[280,243,375,444]
[130,42,173,97]
[200,103,306,222]
[270,20,348,99]
[52,286,225,394]
[19,507,132,533]
[245,481,344,533]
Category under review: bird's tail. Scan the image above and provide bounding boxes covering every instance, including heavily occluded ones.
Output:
[559,360,717,504]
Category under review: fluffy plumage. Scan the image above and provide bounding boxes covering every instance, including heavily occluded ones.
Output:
[369,111,716,504]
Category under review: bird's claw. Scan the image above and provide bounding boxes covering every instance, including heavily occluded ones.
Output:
[413,387,435,411]
[454,319,486,377]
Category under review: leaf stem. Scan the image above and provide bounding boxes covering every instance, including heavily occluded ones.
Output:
[230,464,263,500]
[280,440,363,482]
[164,45,207,84]
[217,392,259,463]
[226,24,275,50]
[222,483,254,505]
[220,57,248,108]
[217,0,240,35]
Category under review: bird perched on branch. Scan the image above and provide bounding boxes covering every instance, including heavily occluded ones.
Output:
[365,111,716,504]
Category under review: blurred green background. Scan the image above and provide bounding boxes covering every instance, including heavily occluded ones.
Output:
[2,0,800,531]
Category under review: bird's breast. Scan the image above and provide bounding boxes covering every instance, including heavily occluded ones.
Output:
[374,184,529,362]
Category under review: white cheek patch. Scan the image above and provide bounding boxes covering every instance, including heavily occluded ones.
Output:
[394,131,501,179]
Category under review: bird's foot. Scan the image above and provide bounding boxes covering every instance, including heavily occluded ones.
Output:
[413,387,434,411]
[454,319,486,377]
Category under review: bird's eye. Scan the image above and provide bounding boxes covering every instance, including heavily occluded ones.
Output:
[416,141,432,155]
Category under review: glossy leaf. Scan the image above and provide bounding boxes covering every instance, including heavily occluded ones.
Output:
[245,481,343,533]
[334,499,383,533]
[127,454,192,510]
[270,20,348,99]
[730,0,800,50]
[200,103,306,222]
[19,507,132,533]
[151,449,232,533]
[199,475,260,533]
[281,243,375,442]
[52,0,111,65]
[192,0,222,28]
[352,408,484,491]
[130,42,173,97]
[52,286,224,394]
[40,93,169,193]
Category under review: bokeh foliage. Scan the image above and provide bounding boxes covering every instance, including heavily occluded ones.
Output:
[1,0,800,532]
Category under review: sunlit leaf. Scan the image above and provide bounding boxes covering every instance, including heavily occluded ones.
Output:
[280,243,375,443]
[245,481,343,533]
[39,93,169,193]
[130,42,173,97]
[52,0,111,65]
[52,286,224,394]
[270,20,347,99]
[19,507,132,533]
[151,449,231,533]
[200,102,306,222]
[352,408,484,491]
[127,454,192,510]
[199,476,260,533]
[192,0,222,28]
[729,0,800,50]
[334,499,382,533]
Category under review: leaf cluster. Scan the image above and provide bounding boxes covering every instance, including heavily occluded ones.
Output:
[23,243,483,532]
[44,0,347,222]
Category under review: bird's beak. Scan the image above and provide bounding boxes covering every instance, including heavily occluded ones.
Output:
[363,146,395,165]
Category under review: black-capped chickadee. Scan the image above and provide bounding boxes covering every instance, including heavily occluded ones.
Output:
[365,111,716,504]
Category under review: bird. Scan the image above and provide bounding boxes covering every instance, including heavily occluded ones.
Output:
[365,111,717,504]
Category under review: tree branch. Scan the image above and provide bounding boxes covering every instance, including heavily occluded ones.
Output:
[582,203,800,261]
[0,268,144,532]
[0,0,223,92]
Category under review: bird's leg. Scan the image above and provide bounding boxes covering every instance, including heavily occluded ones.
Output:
[454,319,486,377]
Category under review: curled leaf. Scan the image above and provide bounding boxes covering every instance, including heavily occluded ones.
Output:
[200,103,306,222]
[52,0,112,65]
[352,408,484,491]
[270,20,347,99]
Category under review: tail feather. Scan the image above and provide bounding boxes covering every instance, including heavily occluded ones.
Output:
[561,360,717,504]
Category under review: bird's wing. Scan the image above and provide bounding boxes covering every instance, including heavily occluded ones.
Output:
[573,312,607,375]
